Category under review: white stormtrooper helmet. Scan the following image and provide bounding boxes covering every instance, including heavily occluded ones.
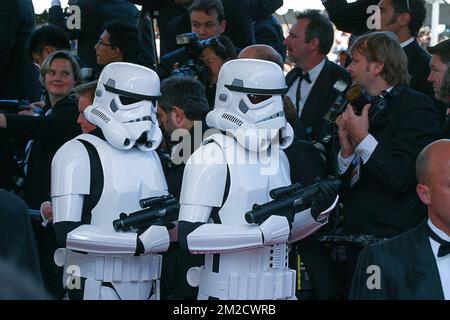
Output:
[84,62,162,151]
[206,59,293,152]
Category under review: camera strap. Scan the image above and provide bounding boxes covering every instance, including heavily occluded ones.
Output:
[369,85,404,129]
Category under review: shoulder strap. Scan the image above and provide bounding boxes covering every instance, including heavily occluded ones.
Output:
[76,138,104,224]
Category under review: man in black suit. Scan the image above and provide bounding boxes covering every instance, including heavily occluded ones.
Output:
[157,76,210,300]
[427,39,450,138]
[378,0,447,124]
[284,10,351,143]
[336,31,440,294]
[49,0,143,69]
[350,139,450,300]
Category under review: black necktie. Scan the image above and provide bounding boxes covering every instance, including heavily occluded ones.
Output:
[295,71,311,112]
[427,224,450,258]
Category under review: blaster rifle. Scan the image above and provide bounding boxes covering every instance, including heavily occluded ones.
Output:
[112,194,179,232]
[245,179,341,225]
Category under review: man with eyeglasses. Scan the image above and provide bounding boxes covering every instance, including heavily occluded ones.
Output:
[94,20,139,68]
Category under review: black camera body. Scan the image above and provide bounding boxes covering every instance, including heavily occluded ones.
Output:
[170,33,210,84]
[319,80,390,147]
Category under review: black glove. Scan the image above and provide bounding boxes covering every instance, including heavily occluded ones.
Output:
[310,180,339,220]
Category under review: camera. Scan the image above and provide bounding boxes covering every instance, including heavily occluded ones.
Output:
[170,33,209,84]
[318,80,389,147]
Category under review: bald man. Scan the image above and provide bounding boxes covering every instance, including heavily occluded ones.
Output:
[350,139,450,300]
[238,44,284,69]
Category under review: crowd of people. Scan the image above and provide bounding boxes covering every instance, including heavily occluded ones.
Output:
[0,0,449,300]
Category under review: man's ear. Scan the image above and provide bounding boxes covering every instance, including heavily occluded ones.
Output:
[42,46,56,56]
[172,106,186,127]
[416,183,431,205]
[372,61,384,76]
[309,37,320,52]
[219,20,227,34]
[111,47,123,60]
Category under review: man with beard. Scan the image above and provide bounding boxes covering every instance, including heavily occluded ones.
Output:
[157,76,211,299]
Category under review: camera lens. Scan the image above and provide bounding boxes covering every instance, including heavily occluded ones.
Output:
[346,85,370,115]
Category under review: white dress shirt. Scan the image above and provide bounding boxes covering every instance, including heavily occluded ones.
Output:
[427,219,450,300]
[286,59,326,117]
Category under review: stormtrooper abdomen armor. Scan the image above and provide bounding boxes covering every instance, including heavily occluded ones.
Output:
[52,134,170,299]
[179,133,296,300]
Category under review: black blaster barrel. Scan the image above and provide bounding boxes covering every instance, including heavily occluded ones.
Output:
[113,195,179,232]
[245,179,341,225]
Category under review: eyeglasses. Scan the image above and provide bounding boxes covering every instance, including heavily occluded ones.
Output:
[97,39,113,47]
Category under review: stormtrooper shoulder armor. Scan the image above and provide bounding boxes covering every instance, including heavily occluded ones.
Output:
[180,139,228,208]
[51,137,91,197]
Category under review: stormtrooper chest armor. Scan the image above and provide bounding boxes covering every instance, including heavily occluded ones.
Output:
[78,134,168,229]
[201,134,294,299]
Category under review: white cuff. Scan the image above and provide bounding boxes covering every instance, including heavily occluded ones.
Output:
[51,0,61,7]
[337,150,355,175]
[355,134,378,164]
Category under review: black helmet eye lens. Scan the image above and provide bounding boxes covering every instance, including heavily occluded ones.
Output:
[247,94,272,105]
[119,95,143,105]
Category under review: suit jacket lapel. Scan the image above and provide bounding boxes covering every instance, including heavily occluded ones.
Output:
[409,221,445,299]
[301,59,330,130]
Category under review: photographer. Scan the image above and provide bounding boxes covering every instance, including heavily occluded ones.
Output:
[158,0,227,80]
[336,31,440,295]
[200,35,236,106]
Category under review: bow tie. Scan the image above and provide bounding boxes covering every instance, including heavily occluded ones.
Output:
[427,224,450,258]
[299,71,311,84]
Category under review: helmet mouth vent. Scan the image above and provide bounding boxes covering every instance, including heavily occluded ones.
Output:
[222,113,243,126]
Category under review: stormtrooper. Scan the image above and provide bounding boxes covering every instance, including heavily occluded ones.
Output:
[51,62,170,300]
[178,59,339,300]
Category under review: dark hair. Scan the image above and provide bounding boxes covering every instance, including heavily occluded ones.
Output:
[391,0,426,37]
[189,0,225,22]
[201,35,236,61]
[428,39,450,98]
[427,39,450,65]
[28,24,70,58]
[104,20,139,63]
[350,32,410,86]
[295,9,334,55]
[159,76,210,120]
